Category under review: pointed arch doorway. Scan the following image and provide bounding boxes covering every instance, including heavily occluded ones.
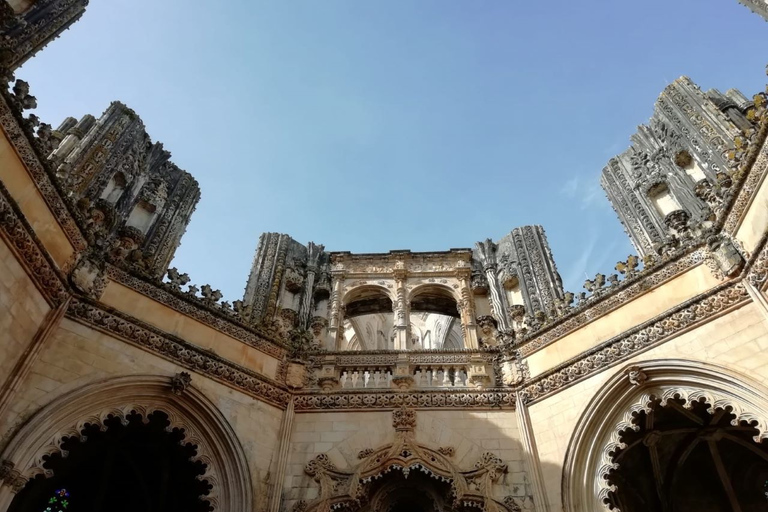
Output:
[7,410,211,512]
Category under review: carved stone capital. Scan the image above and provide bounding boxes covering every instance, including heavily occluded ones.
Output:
[317,375,340,392]
[170,371,192,395]
[0,460,27,493]
[625,366,647,387]
[390,375,414,390]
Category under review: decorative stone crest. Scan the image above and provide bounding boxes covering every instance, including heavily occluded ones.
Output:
[69,256,108,299]
[392,406,416,431]
[302,432,511,512]
[285,362,307,390]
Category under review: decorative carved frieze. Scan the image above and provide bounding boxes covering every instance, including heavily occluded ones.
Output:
[330,250,472,277]
[0,182,68,306]
[107,266,286,359]
[521,282,749,403]
[723,108,768,234]
[65,299,291,408]
[293,390,516,411]
[0,87,87,253]
[518,249,707,356]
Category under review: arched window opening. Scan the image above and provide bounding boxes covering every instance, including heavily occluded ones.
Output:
[410,312,463,350]
[313,289,330,314]
[410,287,459,317]
[7,0,35,14]
[365,472,454,512]
[100,172,126,204]
[675,150,707,183]
[410,287,464,350]
[648,183,681,217]
[126,200,157,234]
[340,287,393,351]
[503,276,523,306]
[606,397,768,512]
[8,411,211,512]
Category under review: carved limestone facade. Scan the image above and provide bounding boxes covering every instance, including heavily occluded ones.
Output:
[1,3,768,512]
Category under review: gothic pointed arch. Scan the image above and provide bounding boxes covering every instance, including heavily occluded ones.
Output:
[562,359,768,512]
[302,407,512,512]
[0,374,253,512]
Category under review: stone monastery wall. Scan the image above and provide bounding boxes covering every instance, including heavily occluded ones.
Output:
[1,2,768,512]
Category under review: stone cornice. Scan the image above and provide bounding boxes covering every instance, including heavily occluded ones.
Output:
[292,388,515,411]
[65,298,292,409]
[517,249,708,357]
[0,89,86,255]
[514,124,768,358]
[723,115,768,234]
[0,180,68,307]
[520,280,750,405]
[106,266,287,359]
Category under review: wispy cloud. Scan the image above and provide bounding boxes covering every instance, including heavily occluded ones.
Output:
[564,231,598,290]
[563,231,622,293]
[559,176,605,211]
[560,176,580,198]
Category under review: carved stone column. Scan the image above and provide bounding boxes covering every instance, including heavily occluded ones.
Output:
[475,239,510,331]
[516,393,551,512]
[326,271,345,350]
[268,398,295,512]
[298,242,324,329]
[392,268,411,351]
[457,271,479,349]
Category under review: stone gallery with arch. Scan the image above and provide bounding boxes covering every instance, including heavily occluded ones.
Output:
[1,1,768,512]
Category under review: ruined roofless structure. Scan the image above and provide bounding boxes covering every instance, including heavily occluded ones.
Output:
[2,2,768,512]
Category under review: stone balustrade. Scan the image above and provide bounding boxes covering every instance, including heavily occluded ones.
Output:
[314,353,493,391]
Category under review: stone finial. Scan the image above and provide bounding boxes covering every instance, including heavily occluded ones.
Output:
[170,372,192,395]
[392,406,416,431]
[475,239,498,271]
[166,267,190,289]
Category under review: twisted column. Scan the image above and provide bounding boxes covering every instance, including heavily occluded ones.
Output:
[475,239,510,331]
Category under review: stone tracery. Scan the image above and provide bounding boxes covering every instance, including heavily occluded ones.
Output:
[0,376,253,512]
[563,360,768,512]
[302,407,514,512]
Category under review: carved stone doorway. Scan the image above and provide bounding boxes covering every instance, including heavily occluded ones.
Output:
[360,472,454,512]
[7,411,212,512]
[606,397,768,512]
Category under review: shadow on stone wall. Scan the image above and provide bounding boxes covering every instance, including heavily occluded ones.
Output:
[281,407,565,512]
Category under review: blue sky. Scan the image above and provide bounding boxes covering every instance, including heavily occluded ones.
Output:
[17,0,768,302]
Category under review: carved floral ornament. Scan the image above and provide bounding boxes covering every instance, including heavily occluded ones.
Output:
[302,407,513,512]
[0,375,253,512]
[562,360,768,512]
[330,252,472,277]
